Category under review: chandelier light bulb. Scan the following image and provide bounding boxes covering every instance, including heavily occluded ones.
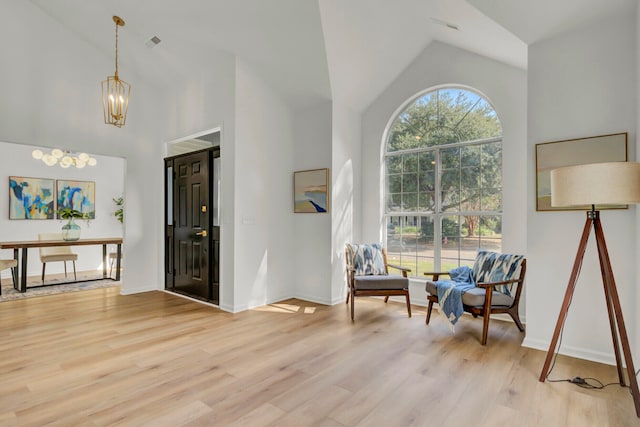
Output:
[51,148,64,158]
[88,158,97,166]
[78,153,89,162]
[32,149,43,160]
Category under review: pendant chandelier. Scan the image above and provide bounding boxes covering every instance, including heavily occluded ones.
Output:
[101,16,131,128]
[32,148,97,169]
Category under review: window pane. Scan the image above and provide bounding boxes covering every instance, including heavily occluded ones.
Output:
[482,142,502,188]
[402,173,418,193]
[481,188,501,211]
[418,192,435,212]
[461,145,480,167]
[386,156,402,174]
[419,152,436,173]
[460,188,480,212]
[441,147,460,169]
[480,216,502,252]
[387,193,402,212]
[403,193,418,211]
[388,174,402,194]
[403,153,418,173]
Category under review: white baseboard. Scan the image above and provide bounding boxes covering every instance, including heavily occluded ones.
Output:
[119,283,157,295]
[522,337,617,366]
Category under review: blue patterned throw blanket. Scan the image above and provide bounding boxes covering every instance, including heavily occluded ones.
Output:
[435,266,475,332]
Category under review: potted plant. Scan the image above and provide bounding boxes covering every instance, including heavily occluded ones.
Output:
[57,208,91,241]
[113,196,124,224]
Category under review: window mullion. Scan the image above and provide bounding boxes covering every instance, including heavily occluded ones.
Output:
[434,148,442,270]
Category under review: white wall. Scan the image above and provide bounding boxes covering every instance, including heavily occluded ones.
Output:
[0,141,124,277]
[160,52,237,310]
[331,101,362,304]
[233,59,296,311]
[293,102,333,304]
[0,0,166,295]
[525,10,637,364]
[361,41,527,307]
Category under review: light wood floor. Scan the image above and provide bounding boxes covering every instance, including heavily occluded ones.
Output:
[0,288,638,426]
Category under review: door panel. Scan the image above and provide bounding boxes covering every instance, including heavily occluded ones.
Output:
[173,150,210,300]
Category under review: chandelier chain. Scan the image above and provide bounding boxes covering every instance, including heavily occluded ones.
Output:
[114,19,119,79]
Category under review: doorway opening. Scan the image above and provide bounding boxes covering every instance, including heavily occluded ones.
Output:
[164,130,220,304]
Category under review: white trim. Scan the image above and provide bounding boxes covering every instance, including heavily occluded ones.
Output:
[522,337,617,367]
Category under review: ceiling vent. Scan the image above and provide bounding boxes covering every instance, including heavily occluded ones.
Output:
[430,17,459,31]
[145,36,162,48]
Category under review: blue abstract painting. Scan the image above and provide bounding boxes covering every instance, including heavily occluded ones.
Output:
[294,168,329,213]
[56,180,96,218]
[9,176,55,219]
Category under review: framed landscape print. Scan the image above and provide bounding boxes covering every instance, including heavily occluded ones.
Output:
[535,133,628,211]
[9,176,55,219]
[57,179,96,218]
[294,168,329,213]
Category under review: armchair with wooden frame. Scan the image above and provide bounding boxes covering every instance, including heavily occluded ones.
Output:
[424,251,527,345]
[345,243,412,321]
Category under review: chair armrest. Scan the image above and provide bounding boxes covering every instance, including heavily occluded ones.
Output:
[387,264,411,278]
[475,278,520,288]
[423,271,450,281]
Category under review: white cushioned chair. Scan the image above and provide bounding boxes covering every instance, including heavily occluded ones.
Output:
[0,258,18,295]
[38,233,78,283]
[424,250,527,345]
[345,243,412,321]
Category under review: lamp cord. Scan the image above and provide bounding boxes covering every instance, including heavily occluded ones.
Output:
[545,248,640,393]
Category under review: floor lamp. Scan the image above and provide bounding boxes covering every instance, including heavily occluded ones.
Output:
[538,161,640,417]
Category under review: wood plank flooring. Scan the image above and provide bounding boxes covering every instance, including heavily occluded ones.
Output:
[0,288,638,426]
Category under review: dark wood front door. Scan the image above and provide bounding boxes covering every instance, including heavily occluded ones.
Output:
[165,148,219,304]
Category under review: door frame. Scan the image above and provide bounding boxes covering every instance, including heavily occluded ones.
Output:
[163,146,222,306]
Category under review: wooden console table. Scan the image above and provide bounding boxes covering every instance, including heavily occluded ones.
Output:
[0,237,123,292]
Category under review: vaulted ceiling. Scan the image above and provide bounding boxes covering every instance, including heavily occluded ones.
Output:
[30,0,635,112]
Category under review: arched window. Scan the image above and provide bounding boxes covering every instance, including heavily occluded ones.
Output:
[385,87,502,276]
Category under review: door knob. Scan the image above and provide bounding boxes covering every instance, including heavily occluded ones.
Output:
[195,230,208,237]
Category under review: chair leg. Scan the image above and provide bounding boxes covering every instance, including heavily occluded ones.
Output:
[426,300,434,324]
[350,288,355,321]
[42,263,46,283]
[109,256,114,278]
[384,296,390,303]
[405,291,411,318]
[72,261,77,282]
[11,267,17,289]
[346,289,350,304]
[508,307,525,332]
[64,261,68,278]
[481,289,493,345]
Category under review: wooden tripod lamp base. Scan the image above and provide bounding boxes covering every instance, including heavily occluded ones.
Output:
[538,162,640,418]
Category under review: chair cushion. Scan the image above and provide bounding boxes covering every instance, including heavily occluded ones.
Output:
[486,253,524,295]
[0,259,17,270]
[487,253,524,282]
[471,250,498,283]
[355,275,407,290]
[346,243,387,276]
[425,281,514,307]
[41,254,78,263]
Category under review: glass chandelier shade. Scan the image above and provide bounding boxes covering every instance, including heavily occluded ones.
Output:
[32,148,97,169]
[102,16,130,128]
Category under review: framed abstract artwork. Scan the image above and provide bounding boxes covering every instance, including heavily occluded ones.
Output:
[9,176,55,219]
[535,133,628,211]
[294,168,329,213]
[57,179,96,218]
